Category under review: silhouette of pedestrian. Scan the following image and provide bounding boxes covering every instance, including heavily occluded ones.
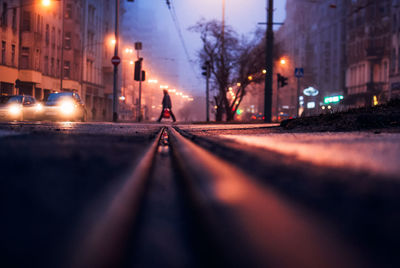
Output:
[158,89,176,122]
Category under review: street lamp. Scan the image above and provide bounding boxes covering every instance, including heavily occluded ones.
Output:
[41,0,51,7]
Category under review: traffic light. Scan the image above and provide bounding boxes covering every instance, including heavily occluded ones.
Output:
[277,73,288,88]
[134,58,143,81]
[202,61,210,77]
[141,70,146,82]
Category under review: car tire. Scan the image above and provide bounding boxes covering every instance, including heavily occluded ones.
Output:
[81,111,87,122]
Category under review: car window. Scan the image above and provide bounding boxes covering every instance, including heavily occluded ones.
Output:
[23,97,32,105]
[74,93,82,102]
[1,96,23,104]
[46,93,73,102]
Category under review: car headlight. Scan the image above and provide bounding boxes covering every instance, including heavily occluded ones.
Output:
[9,104,22,116]
[60,101,75,115]
[36,103,43,112]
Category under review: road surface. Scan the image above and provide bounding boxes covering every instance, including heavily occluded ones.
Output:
[0,121,399,268]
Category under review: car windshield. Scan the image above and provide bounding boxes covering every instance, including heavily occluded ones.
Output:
[0,96,23,104]
[46,93,73,103]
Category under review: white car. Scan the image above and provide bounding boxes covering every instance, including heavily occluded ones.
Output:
[0,95,43,121]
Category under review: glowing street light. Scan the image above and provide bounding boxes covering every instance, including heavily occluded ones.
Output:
[280,58,287,65]
[248,75,253,81]
[160,85,169,89]
[42,0,51,7]
[148,79,158,84]
[129,60,134,65]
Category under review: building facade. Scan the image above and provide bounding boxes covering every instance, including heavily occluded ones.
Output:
[274,0,396,115]
[0,0,121,121]
[390,0,400,99]
[345,0,391,107]
[274,0,347,117]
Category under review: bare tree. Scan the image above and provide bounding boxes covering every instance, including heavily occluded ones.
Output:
[190,20,265,121]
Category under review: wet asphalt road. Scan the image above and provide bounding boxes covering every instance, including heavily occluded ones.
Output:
[0,121,399,268]
[0,122,161,268]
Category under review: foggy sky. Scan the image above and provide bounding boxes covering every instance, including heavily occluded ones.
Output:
[123,0,287,96]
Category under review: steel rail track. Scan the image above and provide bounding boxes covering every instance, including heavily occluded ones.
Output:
[173,126,400,267]
[167,127,364,268]
[74,126,364,268]
[74,127,166,268]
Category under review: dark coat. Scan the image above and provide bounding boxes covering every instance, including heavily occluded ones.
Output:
[162,94,172,109]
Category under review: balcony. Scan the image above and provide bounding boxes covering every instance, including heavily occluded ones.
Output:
[366,47,384,60]
[367,82,387,93]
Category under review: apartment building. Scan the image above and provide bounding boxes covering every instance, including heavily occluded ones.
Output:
[0,0,19,95]
[0,0,123,120]
[390,0,400,100]
[345,0,391,107]
[274,0,347,116]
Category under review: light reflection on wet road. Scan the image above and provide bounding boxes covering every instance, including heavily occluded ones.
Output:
[222,132,400,177]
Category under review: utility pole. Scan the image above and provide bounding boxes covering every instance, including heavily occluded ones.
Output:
[138,57,143,122]
[276,74,280,119]
[202,61,211,122]
[296,77,301,117]
[264,0,274,123]
[135,42,143,122]
[60,0,65,92]
[112,0,120,122]
[206,68,210,122]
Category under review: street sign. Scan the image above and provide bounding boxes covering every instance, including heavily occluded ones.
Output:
[303,87,319,96]
[295,68,304,78]
[111,56,121,66]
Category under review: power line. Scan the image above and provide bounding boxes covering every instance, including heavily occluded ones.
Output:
[166,0,203,85]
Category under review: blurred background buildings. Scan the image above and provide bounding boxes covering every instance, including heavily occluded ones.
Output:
[0,0,196,122]
[265,0,397,119]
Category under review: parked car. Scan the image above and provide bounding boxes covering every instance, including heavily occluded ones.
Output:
[43,92,87,122]
[0,95,43,121]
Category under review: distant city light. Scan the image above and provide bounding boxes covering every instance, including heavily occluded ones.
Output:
[148,79,158,84]
[307,102,316,109]
[280,58,287,65]
[237,82,241,87]
[324,95,344,104]
[262,69,267,74]
[248,76,253,81]
[129,61,134,65]
[42,0,51,7]
[303,87,319,96]
[160,85,169,89]
[119,96,126,101]
[373,95,378,106]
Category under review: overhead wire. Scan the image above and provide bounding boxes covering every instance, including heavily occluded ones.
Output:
[166,0,203,87]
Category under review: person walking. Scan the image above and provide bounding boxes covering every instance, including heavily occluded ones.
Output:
[158,89,176,122]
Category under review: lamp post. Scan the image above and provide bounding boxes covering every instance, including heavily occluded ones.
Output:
[60,0,65,93]
[112,0,120,122]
